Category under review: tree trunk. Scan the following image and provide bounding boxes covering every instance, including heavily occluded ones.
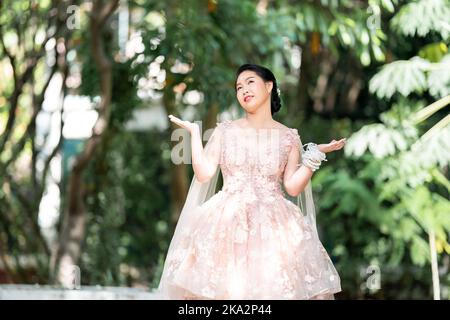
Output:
[296,37,315,122]
[50,0,119,286]
[163,84,189,225]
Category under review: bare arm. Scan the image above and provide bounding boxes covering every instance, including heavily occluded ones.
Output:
[168,114,220,183]
[284,135,346,197]
[283,142,314,197]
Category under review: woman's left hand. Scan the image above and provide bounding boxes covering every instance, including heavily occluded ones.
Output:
[318,138,346,153]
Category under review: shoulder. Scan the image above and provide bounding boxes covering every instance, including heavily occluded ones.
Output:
[216,119,233,129]
[287,127,299,136]
[285,127,301,148]
[214,120,233,135]
[269,120,290,131]
[229,118,289,130]
[230,118,245,128]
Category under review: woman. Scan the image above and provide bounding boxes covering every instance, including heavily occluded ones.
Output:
[157,63,346,300]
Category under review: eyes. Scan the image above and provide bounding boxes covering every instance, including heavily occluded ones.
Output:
[236,80,254,91]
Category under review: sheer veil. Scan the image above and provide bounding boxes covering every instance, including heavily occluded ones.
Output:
[155,124,222,299]
[155,123,320,299]
[294,134,320,240]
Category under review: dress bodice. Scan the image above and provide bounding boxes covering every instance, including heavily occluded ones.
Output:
[216,120,301,199]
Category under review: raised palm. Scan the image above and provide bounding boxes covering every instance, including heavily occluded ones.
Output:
[168,114,200,134]
[318,138,346,153]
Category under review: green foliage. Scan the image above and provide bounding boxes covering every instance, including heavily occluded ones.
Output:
[2,0,449,300]
[324,0,450,295]
[419,42,449,63]
[346,99,420,158]
[369,57,431,98]
[137,0,281,117]
[80,130,172,286]
[369,55,450,99]
[390,0,450,39]
[427,55,450,98]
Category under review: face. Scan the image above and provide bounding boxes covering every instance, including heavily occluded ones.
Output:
[235,70,273,113]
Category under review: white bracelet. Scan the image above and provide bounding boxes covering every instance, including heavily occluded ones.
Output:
[301,143,327,172]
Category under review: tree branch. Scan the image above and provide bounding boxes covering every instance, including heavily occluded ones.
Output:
[0,48,60,173]
[3,173,51,257]
[0,1,72,153]
[98,0,119,27]
[37,47,69,202]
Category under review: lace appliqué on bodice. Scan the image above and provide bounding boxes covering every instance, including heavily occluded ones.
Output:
[216,120,301,199]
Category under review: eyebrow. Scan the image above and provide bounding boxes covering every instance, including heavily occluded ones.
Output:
[236,76,255,87]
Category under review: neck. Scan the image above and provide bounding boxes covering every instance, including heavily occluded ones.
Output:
[245,105,273,129]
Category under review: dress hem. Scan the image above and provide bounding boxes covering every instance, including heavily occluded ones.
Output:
[166,279,342,300]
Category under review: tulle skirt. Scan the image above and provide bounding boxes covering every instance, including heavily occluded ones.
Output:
[159,190,341,300]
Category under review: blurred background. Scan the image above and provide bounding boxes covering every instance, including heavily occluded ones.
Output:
[0,0,449,300]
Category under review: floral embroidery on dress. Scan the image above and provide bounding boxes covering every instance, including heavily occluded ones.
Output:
[159,120,341,300]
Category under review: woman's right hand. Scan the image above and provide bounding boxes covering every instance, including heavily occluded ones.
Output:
[168,114,200,135]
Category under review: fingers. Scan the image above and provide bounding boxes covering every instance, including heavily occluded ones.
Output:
[168,114,180,122]
[330,138,346,151]
[336,138,346,150]
[331,138,346,143]
[168,114,186,128]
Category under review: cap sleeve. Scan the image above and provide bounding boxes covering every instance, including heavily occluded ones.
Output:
[203,120,231,167]
[215,119,232,132]
[287,128,301,151]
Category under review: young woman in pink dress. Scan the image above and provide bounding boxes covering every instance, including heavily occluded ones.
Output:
[157,63,346,300]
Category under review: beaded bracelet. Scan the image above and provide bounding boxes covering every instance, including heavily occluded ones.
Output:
[300,143,327,172]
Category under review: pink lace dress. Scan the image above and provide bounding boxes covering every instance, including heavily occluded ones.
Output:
[160,120,341,299]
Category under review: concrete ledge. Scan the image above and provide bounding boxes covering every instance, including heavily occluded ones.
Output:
[0,285,160,300]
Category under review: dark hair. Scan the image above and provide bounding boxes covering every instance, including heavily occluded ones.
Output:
[235,63,282,116]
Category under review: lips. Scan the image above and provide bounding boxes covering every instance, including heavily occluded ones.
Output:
[244,96,253,102]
